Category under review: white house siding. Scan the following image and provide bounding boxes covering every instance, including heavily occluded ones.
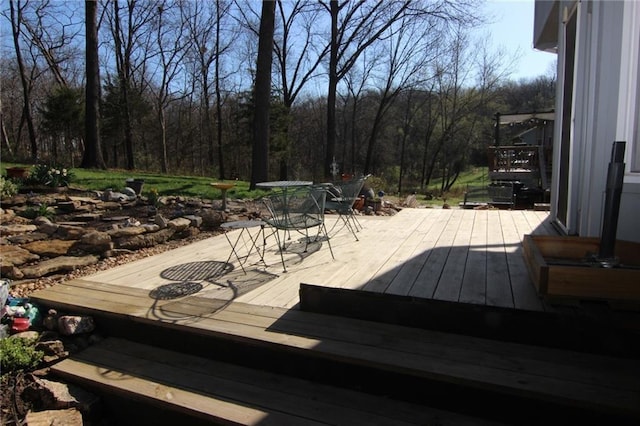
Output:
[536,0,640,243]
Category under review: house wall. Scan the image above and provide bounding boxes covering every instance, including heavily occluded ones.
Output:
[546,0,640,243]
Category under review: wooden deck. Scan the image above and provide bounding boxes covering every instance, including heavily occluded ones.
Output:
[84,208,554,312]
[31,208,640,425]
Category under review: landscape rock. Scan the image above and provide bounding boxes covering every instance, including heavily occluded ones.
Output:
[184,214,203,228]
[167,217,191,231]
[0,224,38,235]
[7,232,49,244]
[0,208,16,223]
[0,245,41,265]
[25,408,83,426]
[154,213,169,228]
[141,223,160,233]
[35,339,69,364]
[20,255,100,278]
[24,375,99,411]
[56,200,81,213]
[116,228,175,249]
[58,315,95,335]
[42,310,60,331]
[107,225,147,238]
[200,210,226,229]
[54,225,85,240]
[1,264,24,280]
[72,212,102,222]
[22,239,76,257]
[35,217,59,235]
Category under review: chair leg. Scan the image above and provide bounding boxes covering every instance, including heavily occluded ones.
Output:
[271,228,288,273]
[342,213,359,241]
[320,223,335,259]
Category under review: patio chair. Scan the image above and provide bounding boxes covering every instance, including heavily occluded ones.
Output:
[324,175,368,241]
[263,185,334,272]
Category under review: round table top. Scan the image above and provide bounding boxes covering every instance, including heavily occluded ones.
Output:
[256,180,312,188]
[221,220,265,229]
[211,182,235,190]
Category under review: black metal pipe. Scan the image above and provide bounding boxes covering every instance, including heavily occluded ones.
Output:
[598,141,625,261]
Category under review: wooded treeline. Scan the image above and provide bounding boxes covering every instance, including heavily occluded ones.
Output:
[1,0,554,193]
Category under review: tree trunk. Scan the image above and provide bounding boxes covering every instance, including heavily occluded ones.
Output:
[9,0,38,161]
[215,1,225,180]
[81,0,106,169]
[250,0,275,189]
[325,0,339,179]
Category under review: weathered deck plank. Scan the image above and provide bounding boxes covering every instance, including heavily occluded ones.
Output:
[34,281,640,422]
[72,208,551,312]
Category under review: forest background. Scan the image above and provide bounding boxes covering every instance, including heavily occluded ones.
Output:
[1,0,555,196]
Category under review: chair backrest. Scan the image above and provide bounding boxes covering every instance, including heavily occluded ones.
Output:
[263,185,325,229]
[327,175,366,209]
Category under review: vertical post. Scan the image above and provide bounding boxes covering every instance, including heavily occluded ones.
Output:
[598,141,625,263]
[494,112,501,146]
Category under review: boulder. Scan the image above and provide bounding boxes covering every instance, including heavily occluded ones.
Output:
[69,231,113,255]
[107,226,147,238]
[0,208,16,223]
[54,225,85,240]
[202,210,227,229]
[58,315,95,335]
[23,239,76,257]
[23,374,99,411]
[36,339,69,364]
[1,264,24,279]
[20,255,99,278]
[0,224,38,235]
[0,245,40,265]
[116,228,175,250]
[167,217,191,231]
[184,214,203,228]
[56,200,81,213]
[7,232,49,244]
[35,217,59,235]
[141,223,160,233]
[154,213,169,229]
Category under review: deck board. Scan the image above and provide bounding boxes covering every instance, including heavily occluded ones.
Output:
[64,208,552,312]
[34,281,640,421]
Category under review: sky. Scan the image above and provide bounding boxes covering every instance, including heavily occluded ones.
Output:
[479,0,557,81]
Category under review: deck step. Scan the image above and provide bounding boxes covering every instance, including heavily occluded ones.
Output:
[51,337,497,426]
[32,280,640,425]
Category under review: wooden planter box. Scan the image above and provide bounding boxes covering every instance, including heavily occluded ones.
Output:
[5,167,29,179]
[523,235,640,302]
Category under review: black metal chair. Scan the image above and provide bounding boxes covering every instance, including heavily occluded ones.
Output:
[324,175,367,241]
[263,185,334,272]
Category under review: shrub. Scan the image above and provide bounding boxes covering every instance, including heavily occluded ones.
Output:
[0,337,44,374]
[28,164,73,188]
[0,177,19,198]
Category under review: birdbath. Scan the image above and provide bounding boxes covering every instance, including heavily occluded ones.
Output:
[211,182,235,211]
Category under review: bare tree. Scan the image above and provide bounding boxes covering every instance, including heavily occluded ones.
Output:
[19,0,83,89]
[273,1,329,178]
[105,0,155,170]
[181,0,233,177]
[320,0,479,178]
[8,0,38,160]
[81,0,106,169]
[149,0,187,173]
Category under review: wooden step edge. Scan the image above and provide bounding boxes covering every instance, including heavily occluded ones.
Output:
[50,337,501,426]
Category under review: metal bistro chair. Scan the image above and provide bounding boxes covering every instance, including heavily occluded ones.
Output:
[263,185,334,272]
[324,175,368,241]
